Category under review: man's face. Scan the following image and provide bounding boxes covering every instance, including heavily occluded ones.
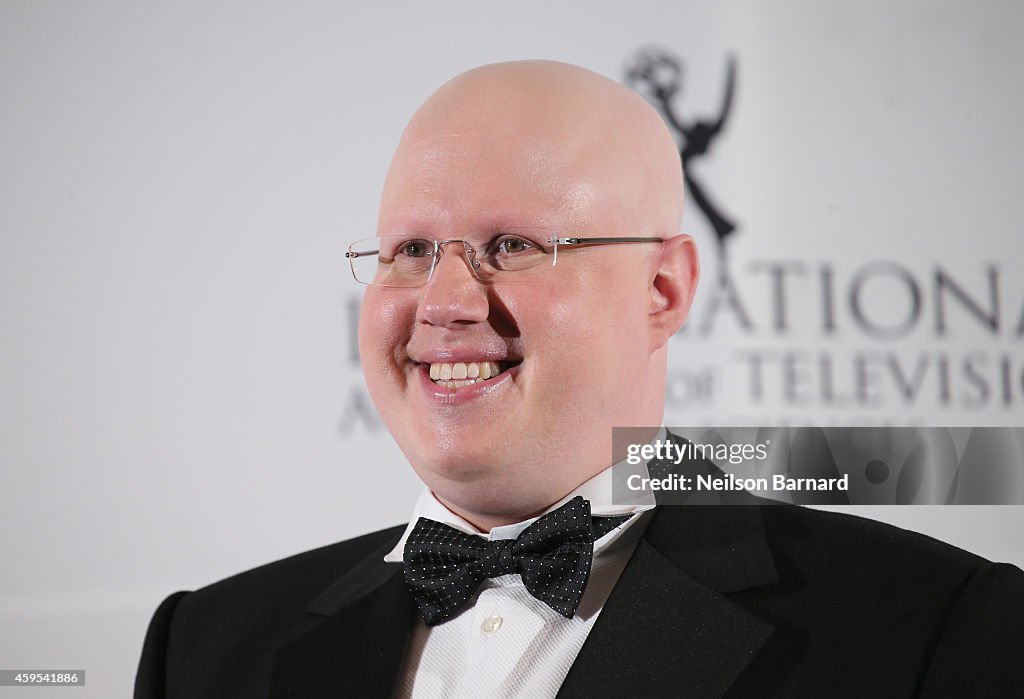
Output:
[359,130,660,522]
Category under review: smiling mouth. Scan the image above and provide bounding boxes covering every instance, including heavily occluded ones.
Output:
[427,360,519,389]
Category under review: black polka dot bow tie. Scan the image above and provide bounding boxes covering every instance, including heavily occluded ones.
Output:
[402,496,631,625]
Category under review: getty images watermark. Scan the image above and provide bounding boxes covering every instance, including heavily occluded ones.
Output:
[612,427,1024,505]
[624,432,848,495]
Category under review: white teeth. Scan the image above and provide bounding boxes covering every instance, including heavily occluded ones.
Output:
[438,379,478,389]
[427,361,508,386]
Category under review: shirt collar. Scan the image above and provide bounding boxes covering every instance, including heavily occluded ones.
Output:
[383,427,663,563]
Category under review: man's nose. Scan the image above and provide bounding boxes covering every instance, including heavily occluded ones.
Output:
[416,244,489,327]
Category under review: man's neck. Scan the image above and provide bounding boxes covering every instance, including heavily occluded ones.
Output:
[431,493,560,533]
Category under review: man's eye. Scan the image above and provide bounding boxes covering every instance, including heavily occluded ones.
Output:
[496,237,535,254]
[398,240,433,257]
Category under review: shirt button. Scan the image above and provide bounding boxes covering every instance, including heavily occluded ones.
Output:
[481,615,503,636]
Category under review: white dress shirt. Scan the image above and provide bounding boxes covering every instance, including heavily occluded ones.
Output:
[384,435,661,699]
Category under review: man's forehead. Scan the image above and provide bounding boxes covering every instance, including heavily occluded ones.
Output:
[379,140,598,234]
[384,131,581,206]
[395,130,570,167]
[379,61,685,235]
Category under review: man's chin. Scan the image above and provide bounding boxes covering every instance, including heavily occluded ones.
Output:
[400,425,517,475]
[411,452,507,485]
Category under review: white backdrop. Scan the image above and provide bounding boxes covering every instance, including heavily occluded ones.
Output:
[2,2,1022,697]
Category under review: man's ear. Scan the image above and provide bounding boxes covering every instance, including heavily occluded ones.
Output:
[648,234,699,352]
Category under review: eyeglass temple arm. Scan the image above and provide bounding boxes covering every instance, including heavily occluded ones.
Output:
[551,236,665,245]
[547,236,664,267]
[345,249,379,259]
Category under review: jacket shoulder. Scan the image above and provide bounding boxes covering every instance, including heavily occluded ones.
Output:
[762,504,988,574]
[137,525,405,698]
[176,524,406,619]
[200,525,403,594]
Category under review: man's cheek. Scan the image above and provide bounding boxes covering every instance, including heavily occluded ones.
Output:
[360,298,413,353]
[540,294,600,340]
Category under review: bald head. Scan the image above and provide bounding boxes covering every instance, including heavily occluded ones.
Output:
[381,60,683,238]
[363,60,699,529]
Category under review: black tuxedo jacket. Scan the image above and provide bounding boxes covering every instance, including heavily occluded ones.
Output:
[136,494,1024,698]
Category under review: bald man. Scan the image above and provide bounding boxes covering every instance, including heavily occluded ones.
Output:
[364,60,693,529]
[136,62,1024,698]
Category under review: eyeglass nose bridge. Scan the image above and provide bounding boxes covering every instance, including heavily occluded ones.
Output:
[432,238,485,281]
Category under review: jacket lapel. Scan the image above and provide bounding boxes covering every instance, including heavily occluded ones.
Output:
[268,537,417,698]
[558,504,786,698]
